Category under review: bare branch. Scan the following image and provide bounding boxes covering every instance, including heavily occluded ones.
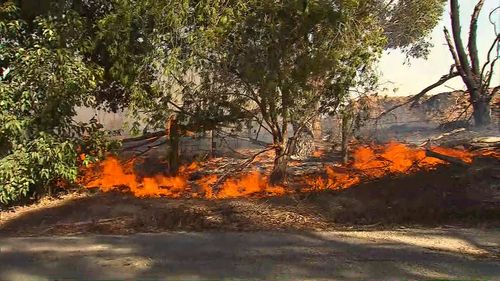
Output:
[454,102,473,121]
[425,149,469,167]
[410,70,461,108]
[480,34,500,93]
[211,146,276,191]
[489,6,500,36]
[123,140,169,165]
[444,84,459,91]
[444,28,466,77]
[450,0,475,88]
[122,131,165,143]
[468,0,485,76]
[489,85,500,98]
[480,34,500,80]
[215,129,271,147]
[484,57,499,93]
[376,70,460,120]
[121,136,165,152]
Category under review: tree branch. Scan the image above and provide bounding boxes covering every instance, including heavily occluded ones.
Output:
[410,70,460,108]
[489,6,500,36]
[425,149,469,167]
[123,140,169,165]
[215,129,271,147]
[444,28,466,78]
[121,136,165,152]
[489,85,500,98]
[468,0,485,76]
[450,0,474,84]
[480,34,500,82]
[376,69,460,120]
[484,57,499,94]
[211,146,276,191]
[122,131,165,143]
[480,34,500,94]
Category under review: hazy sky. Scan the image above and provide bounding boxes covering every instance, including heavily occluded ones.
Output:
[378,0,499,96]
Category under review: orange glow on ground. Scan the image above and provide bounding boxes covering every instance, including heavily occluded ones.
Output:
[312,149,326,158]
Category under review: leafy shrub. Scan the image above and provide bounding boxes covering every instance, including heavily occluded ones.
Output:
[0,2,114,204]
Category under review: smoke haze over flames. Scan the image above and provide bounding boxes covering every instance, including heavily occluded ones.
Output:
[80,142,490,199]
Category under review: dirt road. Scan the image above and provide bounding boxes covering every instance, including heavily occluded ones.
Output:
[1,228,499,280]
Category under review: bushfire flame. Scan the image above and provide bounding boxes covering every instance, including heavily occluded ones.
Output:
[80,142,490,199]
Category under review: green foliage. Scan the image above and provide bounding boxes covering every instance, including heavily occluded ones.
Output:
[0,134,78,203]
[377,0,447,59]
[188,0,385,143]
[93,0,446,136]
[0,1,112,204]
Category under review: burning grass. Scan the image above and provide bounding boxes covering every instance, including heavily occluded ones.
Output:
[79,141,494,199]
[3,141,498,236]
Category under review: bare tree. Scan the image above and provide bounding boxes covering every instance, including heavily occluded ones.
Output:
[379,0,499,127]
[445,0,499,126]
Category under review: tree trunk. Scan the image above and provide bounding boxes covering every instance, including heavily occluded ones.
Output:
[341,113,350,164]
[471,97,491,127]
[446,1,492,128]
[290,123,315,160]
[210,130,216,158]
[166,116,180,173]
[312,112,322,141]
[270,144,288,185]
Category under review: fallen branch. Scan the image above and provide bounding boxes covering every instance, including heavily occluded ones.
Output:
[419,128,467,147]
[218,135,251,158]
[211,146,276,191]
[216,129,271,147]
[122,135,166,152]
[470,137,500,149]
[122,131,165,143]
[425,149,469,167]
[124,140,168,164]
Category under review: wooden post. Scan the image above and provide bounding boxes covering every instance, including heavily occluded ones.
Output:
[341,114,350,164]
[166,116,180,173]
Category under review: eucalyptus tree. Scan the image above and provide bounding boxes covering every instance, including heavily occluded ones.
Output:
[376,0,447,59]
[175,0,385,183]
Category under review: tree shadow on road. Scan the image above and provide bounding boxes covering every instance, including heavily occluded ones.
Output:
[1,230,499,280]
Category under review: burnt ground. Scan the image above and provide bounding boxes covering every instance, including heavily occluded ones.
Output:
[1,157,499,236]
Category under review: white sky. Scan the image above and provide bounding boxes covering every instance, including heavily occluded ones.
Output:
[378,0,500,96]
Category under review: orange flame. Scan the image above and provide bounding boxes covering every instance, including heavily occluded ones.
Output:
[217,171,285,198]
[79,153,86,161]
[312,149,326,158]
[304,166,360,192]
[304,142,478,192]
[80,142,495,199]
[82,156,285,199]
[84,157,190,198]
